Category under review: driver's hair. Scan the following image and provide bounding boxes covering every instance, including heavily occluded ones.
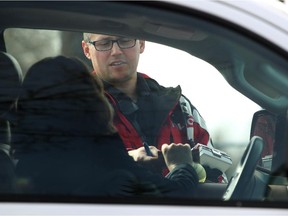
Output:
[15,56,116,137]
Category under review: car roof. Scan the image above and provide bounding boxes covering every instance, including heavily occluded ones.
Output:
[176,0,288,50]
[0,0,287,114]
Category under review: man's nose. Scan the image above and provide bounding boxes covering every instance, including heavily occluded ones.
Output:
[110,42,123,54]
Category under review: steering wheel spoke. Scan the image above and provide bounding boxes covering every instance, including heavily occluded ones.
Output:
[223,136,264,200]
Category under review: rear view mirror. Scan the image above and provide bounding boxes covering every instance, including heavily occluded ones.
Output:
[250,110,276,171]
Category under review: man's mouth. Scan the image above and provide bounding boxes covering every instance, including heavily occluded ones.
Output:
[110,61,125,66]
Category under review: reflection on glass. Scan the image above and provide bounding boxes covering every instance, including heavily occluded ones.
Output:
[251,110,276,171]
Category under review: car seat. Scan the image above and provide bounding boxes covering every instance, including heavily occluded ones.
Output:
[0,51,23,193]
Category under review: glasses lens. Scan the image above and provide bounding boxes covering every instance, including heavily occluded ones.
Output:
[118,39,136,49]
[93,38,136,51]
[95,40,112,51]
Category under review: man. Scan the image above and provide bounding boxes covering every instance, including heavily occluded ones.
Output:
[82,33,212,181]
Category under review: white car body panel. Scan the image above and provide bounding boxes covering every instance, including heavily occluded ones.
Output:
[0,203,287,215]
[164,0,288,52]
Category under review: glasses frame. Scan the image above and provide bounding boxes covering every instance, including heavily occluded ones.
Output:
[88,38,137,51]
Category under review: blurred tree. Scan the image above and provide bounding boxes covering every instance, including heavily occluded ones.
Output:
[4,28,62,75]
[60,31,92,71]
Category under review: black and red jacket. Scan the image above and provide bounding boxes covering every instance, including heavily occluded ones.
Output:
[97,72,225,182]
[103,73,213,156]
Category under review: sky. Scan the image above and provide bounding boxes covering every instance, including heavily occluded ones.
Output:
[138,42,261,145]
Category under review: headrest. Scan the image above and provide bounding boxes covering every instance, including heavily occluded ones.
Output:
[0,52,23,115]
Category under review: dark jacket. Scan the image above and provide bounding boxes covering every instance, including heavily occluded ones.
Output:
[104,73,212,174]
[16,134,199,198]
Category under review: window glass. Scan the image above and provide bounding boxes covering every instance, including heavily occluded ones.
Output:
[138,42,261,178]
[4,28,261,145]
[138,42,261,145]
[4,28,261,181]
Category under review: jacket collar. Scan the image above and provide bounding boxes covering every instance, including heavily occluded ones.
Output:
[101,72,182,104]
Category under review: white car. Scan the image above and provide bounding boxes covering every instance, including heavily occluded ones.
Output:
[0,0,287,215]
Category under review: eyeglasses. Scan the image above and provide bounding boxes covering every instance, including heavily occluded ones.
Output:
[88,38,137,51]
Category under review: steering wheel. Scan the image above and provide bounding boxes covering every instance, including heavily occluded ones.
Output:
[223,136,264,200]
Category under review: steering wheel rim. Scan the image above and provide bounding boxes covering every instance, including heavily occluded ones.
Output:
[223,136,264,200]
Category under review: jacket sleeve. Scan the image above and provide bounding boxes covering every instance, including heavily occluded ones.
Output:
[103,134,199,198]
[164,163,199,197]
[131,163,199,198]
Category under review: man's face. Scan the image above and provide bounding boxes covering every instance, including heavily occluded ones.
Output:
[82,34,145,85]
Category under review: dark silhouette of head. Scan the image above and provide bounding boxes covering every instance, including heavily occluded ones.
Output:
[13,56,115,152]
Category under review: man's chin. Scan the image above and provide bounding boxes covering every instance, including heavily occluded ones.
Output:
[111,78,130,84]
[108,74,134,84]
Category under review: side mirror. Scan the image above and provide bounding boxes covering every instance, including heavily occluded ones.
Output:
[250,110,276,171]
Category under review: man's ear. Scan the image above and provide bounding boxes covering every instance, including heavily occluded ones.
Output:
[139,40,145,54]
[82,40,91,59]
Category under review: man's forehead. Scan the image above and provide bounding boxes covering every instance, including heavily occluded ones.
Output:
[89,34,120,41]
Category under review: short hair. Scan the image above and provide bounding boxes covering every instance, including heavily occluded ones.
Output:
[83,33,91,42]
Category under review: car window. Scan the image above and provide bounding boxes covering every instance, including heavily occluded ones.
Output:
[4,28,261,181]
[4,28,261,144]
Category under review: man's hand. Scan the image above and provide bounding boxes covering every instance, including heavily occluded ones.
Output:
[161,143,192,171]
[161,143,206,182]
[128,146,160,162]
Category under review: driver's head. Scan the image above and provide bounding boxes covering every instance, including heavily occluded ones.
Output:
[14,56,116,143]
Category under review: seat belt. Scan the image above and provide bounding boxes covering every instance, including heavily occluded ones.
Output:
[118,100,153,156]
